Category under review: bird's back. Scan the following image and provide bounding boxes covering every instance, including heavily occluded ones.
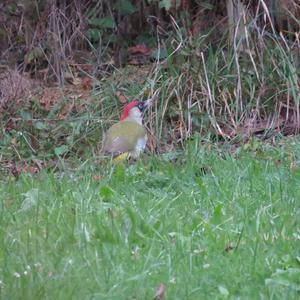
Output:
[102,120,146,155]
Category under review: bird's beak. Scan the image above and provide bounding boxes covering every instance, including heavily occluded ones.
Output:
[144,90,159,108]
[144,98,152,108]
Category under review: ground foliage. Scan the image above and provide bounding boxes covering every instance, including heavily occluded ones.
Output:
[1,138,300,299]
[0,0,300,175]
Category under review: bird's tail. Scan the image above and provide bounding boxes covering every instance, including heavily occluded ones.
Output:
[112,152,130,164]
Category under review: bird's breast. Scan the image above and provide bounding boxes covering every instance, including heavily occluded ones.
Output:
[135,135,147,152]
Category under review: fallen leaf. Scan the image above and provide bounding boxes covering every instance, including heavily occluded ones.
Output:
[218,285,229,297]
[154,283,166,300]
[275,159,281,167]
[290,161,299,172]
[115,91,127,104]
[40,87,62,111]
[143,88,151,97]
[29,165,39,174]
[224,243,235,253]
[58,113,66,120]
[21,161,39,175]
[93,175,103,181]
[127,44,152,65]
[72,77,82,86]
[81,77,93,90]
[7,161,20,177]
[128,44,151,55]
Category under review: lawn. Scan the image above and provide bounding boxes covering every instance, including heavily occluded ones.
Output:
[1,137,300,299]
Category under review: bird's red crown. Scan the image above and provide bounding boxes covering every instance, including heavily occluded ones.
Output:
[120,100,139,121]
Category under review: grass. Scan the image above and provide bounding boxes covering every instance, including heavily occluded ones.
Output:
[1,136,300,299]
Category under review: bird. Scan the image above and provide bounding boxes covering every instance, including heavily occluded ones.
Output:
[102,99,151,163]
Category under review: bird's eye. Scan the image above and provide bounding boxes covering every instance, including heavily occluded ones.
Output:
[138,103,144,111]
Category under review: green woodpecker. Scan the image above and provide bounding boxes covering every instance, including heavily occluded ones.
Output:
[102,99,150,162]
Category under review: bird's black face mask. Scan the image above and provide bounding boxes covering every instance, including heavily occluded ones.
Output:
[137,102,147,112]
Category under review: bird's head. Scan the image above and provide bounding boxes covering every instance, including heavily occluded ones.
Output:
[120,99,151,123]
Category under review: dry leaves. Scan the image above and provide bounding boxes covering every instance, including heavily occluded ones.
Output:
[39,87,63,111]
[0,69,35,112]
[2,159,44,177]
[128,44,152,65]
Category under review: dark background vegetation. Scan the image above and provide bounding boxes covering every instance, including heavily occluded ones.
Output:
[0,0,300,175]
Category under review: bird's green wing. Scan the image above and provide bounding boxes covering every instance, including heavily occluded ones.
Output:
[102,121,146,155]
